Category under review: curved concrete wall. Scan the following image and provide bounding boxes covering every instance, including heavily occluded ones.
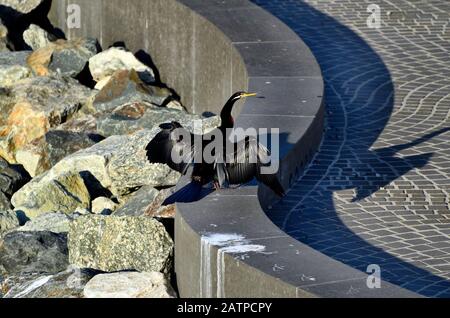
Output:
[48,0,418,298]
[49,0,248,116]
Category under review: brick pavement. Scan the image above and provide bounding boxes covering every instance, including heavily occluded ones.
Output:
[253,0,450,297]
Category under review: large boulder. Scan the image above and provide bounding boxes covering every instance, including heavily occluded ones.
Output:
[68,215,173,273]
[89,47,155,84]
[114,186,160,217]
[114,186,176,218]
[27,38,98,77]
[96,100,219,137]
[0,0,44,14]
[0,51,32,87]
[13,212,80,234]
[23,24,55,50]
[0,210,19,237]
[0,75,93,162]
[2,266,96,298]
[0,231,69,275]
[15,128,180,200]
[83,272,176,298]
[87,69,170,114]
[11,171,91,219]
[16,130,104,177]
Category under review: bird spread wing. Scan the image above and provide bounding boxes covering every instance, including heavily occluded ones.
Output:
[222,137,285,197]
[146,127,195,175]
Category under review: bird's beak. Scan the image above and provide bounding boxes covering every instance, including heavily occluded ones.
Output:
[241,92,257,98]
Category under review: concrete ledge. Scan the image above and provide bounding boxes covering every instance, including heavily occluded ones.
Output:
[48,0,420,297]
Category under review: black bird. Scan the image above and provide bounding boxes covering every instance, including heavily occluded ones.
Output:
[146,92,285,203]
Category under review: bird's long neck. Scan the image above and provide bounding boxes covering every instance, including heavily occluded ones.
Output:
[219,97,237,132]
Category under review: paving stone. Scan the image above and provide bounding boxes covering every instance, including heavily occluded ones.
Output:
[256,0,450,298]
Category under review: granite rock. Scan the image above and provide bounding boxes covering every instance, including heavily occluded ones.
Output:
[0,51,32,87]
[0,210,19,236]
[95,101,218,137]
[89,47,155,84]
[11,171,91,219]
[0,19,8,52]
[0,231,68,275]
[27,38,98,77]
[68,215,173,273]
[113,186,160,217]
[19,128,180,199]
[23,24,55,51]
[16,130,104,177]
[87,69,170,114]
[14,212,80,234]
[83,272,176,298]
[0,0,44,14]
[91,197,117,215]
[0,75,93,163]
[2,266,96,298]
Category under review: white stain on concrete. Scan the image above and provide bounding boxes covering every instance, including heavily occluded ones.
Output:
[199,233,266,298]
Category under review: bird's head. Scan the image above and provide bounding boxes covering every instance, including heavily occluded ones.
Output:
[230,91,258,102]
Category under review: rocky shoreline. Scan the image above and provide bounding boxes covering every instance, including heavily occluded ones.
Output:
[0,0,218,298]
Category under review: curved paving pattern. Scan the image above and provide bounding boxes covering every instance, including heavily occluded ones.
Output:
[253,0,450,297]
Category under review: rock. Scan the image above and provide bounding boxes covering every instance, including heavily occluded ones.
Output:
[166,99,186,112]
[46,130,104,167]
[0,161,30,196]
[0,210,19,236]
[0,75,93,162]
[0,231,68,275]
[0,192,12,210]
[19,128,180,199]
[91,197,117,215]
[89,47,155,84]
[148,204,176,219]
[114,186,160,217]
[87,69,171,114]
[68,215,173,273]
[0,0,44,14]
[17,130,104,177]
[23,24,55,50]
[14,212,80,234]
[14,138,49,178]
[11,171,91,219]
[27,38,98,77]
[58,115,98,134]
[2,266,96,298]
[105,130,180,196]
[96,101,215,137]
[0,51,32,87]
[114,186,176,218]
[73,207,91,215]
[83,272,176,298]
[0,19,9,52]
[48,38,98,78]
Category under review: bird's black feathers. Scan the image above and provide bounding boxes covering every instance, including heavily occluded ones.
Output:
[145,92,285,203]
